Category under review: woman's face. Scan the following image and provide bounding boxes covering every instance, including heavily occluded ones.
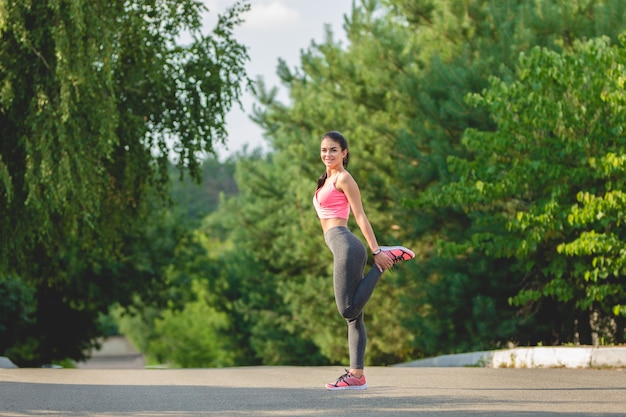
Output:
[320,137,347,170]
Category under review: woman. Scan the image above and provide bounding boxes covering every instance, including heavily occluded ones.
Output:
[313,131,414,390]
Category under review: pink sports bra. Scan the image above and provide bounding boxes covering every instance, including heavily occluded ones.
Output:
[313,175,350,220]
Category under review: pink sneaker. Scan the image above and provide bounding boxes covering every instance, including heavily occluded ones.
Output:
[380,246,415,264]
[325,370,368,390]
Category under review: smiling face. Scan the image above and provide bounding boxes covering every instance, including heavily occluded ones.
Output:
[320,137,347,171]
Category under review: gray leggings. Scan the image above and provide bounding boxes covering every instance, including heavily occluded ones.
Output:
[324,226,383,369]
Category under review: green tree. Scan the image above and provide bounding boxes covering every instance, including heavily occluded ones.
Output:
[0,0,250,365]
[114,156,244,368]
[391,0,626,354]
[0,275,35,355]
[429,35,626,345]
[168,155,239,226]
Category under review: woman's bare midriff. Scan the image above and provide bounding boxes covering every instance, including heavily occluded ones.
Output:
[320,218,348,234]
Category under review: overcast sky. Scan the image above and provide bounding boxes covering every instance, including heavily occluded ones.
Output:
[200,0,353,158]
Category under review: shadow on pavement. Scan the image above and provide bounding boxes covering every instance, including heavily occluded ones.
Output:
[1,381,625,417]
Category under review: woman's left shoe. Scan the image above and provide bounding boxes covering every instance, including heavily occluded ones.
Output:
[380,246,415,263]
[325,370,368,390]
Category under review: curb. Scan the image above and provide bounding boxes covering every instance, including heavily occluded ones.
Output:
[396,346,626,368]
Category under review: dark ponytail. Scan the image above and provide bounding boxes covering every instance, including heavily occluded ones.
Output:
[317,172,328,190]
[316,131,350,190]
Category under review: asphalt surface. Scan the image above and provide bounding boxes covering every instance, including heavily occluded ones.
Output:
[1,366,625,416]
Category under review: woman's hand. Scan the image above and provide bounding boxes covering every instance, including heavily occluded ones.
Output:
[374,252,393,272]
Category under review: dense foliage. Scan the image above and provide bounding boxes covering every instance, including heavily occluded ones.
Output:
[430,35,626,346]
[121,0,626,368]
[4,0,626,368]
[0,0,249,366]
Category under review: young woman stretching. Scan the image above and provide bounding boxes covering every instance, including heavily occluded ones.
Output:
[313,131,414,390]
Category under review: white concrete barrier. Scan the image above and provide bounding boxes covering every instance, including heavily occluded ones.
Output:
[398,346,626,368]
[591,347,626,368]
[491,347,592,368]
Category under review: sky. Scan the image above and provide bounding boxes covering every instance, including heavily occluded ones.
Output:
[199,0,354,158]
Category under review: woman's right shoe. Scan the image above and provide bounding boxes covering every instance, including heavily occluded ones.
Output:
[380,246,415,263]
[325,369,368,390]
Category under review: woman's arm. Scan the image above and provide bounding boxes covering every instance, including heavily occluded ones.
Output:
[337,172,393,271]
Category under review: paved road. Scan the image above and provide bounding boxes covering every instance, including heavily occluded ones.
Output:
[1,366,624,416]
